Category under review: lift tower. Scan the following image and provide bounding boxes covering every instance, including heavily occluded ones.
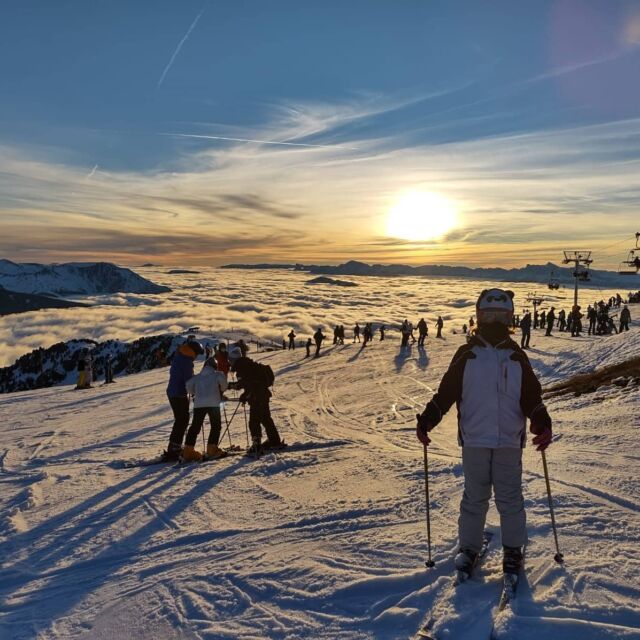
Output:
[562,250,593,309]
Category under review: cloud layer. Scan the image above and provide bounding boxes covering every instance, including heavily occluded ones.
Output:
[0,267,630,367]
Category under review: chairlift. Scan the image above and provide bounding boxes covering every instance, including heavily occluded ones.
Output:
[617,232,640,275]
[573,266,590,282]
[548,271,560,290]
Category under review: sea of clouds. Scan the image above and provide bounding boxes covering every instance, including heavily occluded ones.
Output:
[0,266,630,367]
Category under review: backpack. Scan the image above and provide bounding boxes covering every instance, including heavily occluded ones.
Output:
[256,362,275,387]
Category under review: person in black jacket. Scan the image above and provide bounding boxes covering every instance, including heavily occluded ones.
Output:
[230,357,282,454]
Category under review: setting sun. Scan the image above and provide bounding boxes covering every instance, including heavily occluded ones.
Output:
[386,191,459,242]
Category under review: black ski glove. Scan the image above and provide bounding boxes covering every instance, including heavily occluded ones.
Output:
[416,413,434,446]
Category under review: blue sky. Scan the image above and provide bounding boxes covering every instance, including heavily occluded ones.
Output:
[1,0,640,267]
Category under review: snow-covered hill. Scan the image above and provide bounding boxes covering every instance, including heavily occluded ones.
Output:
[0,260,171,296]
[0,335,183,394]
[0,327,638,639]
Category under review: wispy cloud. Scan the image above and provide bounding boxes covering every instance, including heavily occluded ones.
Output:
[1,94,640,268]
[156,6,205,89]
[165,132,357,150]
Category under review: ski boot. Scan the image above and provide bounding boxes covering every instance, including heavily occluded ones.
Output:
[502,545,523,578]
[454,548,479,583]
[182,445,203,463]
[160,442,182,462]
[206,444,228,460]
[261,438,286,452]
[246,439,263,458]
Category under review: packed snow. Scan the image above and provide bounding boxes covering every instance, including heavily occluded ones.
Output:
[1,313,638,639]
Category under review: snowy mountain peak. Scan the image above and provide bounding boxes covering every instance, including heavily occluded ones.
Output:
[0,260,171,295]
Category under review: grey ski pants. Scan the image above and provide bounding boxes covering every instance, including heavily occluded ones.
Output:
[459,447,526,553]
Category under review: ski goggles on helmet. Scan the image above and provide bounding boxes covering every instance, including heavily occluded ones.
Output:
[476,308,513,325]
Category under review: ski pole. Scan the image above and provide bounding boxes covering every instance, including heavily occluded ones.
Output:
[423,444,435,568]
[222,404,233,447]
[541,450,564,563]
[219,401,241,446]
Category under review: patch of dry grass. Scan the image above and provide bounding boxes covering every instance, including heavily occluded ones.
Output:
[544,357,640,398]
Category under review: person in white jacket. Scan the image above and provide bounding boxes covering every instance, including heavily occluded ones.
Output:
[183,357,229,461]
[416,288,553,583]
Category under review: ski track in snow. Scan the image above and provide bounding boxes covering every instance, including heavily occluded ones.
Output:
[0,324,639,639]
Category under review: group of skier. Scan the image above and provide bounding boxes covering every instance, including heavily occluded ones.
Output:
[517,298,633,348]
[163,338,282,462]
[282,317,447,357]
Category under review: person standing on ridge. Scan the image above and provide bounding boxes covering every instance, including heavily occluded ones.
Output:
[287,329,296,350]
[104,354,114,384]
[182,357,229,461]
[436,316,444,339]
[545,307,555,337]
[417,318,428,346]
[353,323,361,343]
[75,352,86,389]
[416,288,552,585]
[305,337,312,358]
[163,339,204,461]
[379,324,386,341]
[313,327,325,357]
[230,357,281,455]
[619,305,631,332]
[214,342,231,378]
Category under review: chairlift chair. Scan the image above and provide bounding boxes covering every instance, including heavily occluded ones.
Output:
[617,234,640,275]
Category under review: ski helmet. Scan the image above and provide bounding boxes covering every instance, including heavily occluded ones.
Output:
[476,288,514,326]
[204,357,218,369]
[186,340,204,356]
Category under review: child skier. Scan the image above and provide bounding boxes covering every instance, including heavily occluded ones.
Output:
[183,357,229,461]
[416,288,552,584]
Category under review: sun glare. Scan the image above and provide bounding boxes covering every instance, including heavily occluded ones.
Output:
[386,191,459,242]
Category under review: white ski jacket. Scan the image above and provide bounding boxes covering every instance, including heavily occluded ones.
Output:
[421,334,551,449]
[185,367,228,408]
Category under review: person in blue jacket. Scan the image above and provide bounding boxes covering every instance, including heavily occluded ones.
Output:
[163,340,204,461]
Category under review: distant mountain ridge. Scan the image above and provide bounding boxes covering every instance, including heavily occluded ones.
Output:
[0,286,89,316]
[221,260,638,288]
[0,260,171,296]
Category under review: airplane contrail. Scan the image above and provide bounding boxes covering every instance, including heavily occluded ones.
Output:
[165,132,357,150]
[157,7,205,89]
[86,164,98,178]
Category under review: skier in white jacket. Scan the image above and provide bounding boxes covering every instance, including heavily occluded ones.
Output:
[182,357,229,461]
[416,288,553,582]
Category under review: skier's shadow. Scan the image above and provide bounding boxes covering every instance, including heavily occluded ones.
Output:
[0,459,245,634]
[417,345,430,370]
[394,345,412,372]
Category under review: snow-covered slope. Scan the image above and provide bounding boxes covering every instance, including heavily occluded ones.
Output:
[0,327,638,639]
[0,260,171,295]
